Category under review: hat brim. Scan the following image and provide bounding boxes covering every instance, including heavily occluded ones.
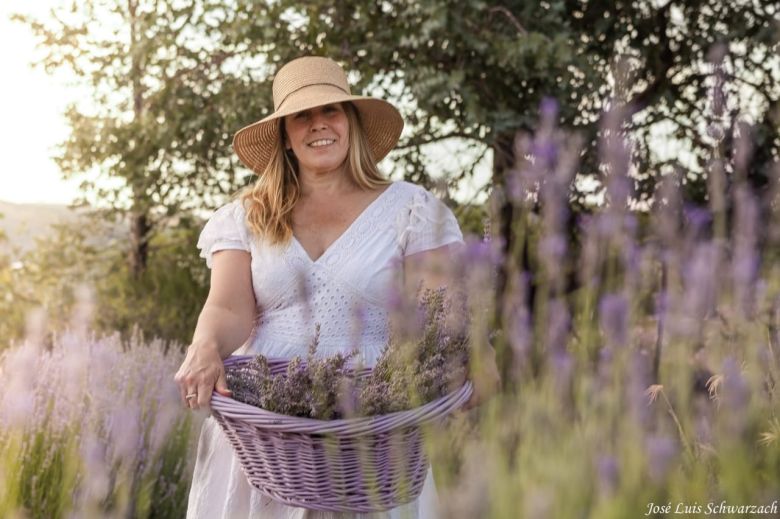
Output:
[232,91,404,174]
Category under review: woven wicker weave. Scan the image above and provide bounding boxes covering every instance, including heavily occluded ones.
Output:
[210,355,473,513]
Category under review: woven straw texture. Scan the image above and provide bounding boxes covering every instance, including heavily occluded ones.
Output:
[232,56,404,174]
[210,355,472,513]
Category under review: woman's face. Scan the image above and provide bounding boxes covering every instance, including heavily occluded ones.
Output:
[284,103,350,177]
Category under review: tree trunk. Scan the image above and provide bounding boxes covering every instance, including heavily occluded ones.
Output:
[128,210,149,279]
[127,0,149,279]
[491,130,518,382]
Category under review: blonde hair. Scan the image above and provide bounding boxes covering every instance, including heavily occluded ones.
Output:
[239,102,390,246]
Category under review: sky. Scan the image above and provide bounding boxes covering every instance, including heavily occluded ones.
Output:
[0,1,84,205]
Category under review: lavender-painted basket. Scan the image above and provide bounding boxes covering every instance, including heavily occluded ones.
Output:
[210,355,473,513]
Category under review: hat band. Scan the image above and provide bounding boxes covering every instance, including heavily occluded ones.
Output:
[275,82,351,111]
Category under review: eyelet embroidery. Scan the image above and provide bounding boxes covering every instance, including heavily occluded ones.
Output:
[203,182,453,366]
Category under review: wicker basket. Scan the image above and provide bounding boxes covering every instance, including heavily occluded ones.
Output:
[210,355,472,513]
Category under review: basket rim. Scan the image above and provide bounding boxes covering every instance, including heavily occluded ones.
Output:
[210,354,473,436]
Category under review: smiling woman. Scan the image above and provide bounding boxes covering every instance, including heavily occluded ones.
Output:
[174,56,496,518]
[283,104,351,177]
[0,3,82,205]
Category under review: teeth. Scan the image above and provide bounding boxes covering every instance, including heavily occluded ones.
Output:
[308,139,335,147]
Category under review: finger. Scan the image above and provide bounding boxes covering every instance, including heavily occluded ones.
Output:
[215,370,232,397]
[179,380,193,409]
[178,370,193,407]
[185,386,199,410]
[196,380,213,411]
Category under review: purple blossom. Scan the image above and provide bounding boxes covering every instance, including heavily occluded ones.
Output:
[596,455,620,495]
[508,304,532,379]
[460,235,504,267]
[681,243,720,323]
[540,96,559,124]
[538,235,567,266]
[683,205,712,237]
[534,97,560,168]
[627,351,653,429]
[599,293,629,348]
[0,342,39,428]
[732,185,760,316]
[79,433,110,503]
[546,298,570,355]
[551,349,574,399]
[721,357,750,436]
[645,435,678,483]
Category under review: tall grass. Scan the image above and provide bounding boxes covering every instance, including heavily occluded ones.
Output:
[427,95,780,516]
[0,295,199,518]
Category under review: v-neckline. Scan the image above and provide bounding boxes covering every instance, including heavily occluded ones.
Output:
[291,181,397,265]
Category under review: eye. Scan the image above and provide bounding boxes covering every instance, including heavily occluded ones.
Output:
[294,111,309,119]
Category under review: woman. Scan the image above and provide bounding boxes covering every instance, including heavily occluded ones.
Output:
[175,56,500,518]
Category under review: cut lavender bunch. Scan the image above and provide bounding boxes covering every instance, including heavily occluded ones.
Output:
[225,354,272,409]
[225,289,470,420]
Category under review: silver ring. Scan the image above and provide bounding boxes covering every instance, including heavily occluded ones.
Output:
[185,393,197,400]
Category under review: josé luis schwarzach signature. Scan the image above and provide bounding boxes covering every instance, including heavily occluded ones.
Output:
[645,501,778,516]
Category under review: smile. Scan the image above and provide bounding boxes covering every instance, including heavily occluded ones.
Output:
[307,139,336,148]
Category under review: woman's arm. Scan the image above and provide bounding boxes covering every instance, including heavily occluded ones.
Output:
[403,244,501,409]
[174,249,257,410]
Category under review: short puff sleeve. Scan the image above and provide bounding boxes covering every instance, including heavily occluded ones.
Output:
[197,200,251,269]
[397,187,464,256]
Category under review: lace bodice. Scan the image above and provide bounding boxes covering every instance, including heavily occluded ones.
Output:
[196,180,464,366]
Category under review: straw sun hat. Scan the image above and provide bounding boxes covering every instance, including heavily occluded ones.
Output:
[232,56,404,174]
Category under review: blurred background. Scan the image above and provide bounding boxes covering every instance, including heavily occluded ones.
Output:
[1,0,777,348]
[1,1,779,517]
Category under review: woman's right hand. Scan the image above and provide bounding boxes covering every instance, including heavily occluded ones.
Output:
[175,249,255,411]
[174,342,233,411]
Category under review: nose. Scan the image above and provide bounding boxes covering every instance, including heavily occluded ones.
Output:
[309,111,327,131]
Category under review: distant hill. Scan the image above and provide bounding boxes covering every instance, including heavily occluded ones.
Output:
[0,200,89,257]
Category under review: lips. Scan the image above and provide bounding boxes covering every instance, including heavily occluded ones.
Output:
[307,138,336,148]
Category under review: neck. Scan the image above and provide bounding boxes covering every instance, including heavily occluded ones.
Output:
[297,166,356,198]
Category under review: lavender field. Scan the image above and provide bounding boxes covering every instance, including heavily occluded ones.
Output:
[2,89,779,518]
[0,313,198,518]
[2,1,780,510]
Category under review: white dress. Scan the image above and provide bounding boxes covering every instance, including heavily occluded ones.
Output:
[187,180,464,518]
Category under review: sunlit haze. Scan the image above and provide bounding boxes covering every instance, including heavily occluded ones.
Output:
[0,1,84,205]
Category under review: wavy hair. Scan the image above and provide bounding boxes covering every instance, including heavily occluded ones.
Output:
[239,102,390,245]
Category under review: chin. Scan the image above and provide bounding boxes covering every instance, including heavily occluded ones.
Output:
[302,156,349,174]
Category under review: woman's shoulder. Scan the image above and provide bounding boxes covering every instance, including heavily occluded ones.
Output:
[197,199,253,268]
[391,180,456,208]
[389,180,436,206]
[392,179,426,195]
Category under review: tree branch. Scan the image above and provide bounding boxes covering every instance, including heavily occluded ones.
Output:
[488,6,527,35]
[395,131,483,150]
